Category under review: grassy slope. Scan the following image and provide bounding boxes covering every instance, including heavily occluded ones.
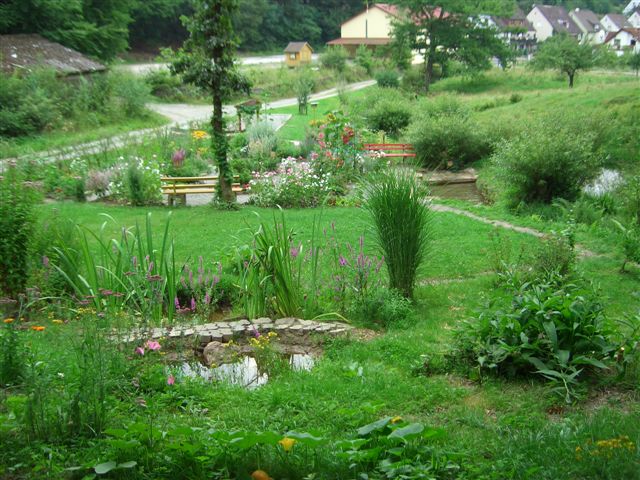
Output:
[0,112,170,159]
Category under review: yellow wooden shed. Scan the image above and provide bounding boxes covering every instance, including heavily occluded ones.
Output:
[283,42,313,67]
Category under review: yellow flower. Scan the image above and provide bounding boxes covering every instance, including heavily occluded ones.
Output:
[391,416,403,424]
[31,326,46,332]
[52,320,64,325]
[191,130,209,140]
[3,318,14,324]
[278,437,296,452]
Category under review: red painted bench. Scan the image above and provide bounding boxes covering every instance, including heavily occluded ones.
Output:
[363,143,416,159]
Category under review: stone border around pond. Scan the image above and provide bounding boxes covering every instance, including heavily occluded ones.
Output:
[123,317,355,346]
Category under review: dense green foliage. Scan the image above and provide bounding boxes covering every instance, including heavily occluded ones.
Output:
[0,69,151,137]
[0,165,39,299]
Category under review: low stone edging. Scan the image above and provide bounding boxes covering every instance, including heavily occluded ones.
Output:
[125,317,354,346]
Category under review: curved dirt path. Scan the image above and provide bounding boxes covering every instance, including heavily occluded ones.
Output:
[431,202,598,258]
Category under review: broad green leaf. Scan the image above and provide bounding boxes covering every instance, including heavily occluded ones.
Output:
[357,417,392,436]
[94,461,117,475]
[388,423,424,442]
[118,461,137,469]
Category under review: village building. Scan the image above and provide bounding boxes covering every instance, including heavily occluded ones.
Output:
[283,42,313,68]
[0,34,106,76]
[604,27,640,54]
[526,5,581,42]
[600,13,633,32]
[624,0,640,15]
[627,8,640,28]
[326,3,399,57]
[568,8,606,44]
[481,7,537,56]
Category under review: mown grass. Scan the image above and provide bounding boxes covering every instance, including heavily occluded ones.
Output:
[38,202,540,281]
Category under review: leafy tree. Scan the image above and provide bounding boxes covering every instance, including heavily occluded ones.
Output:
[0,0,134,60]
[391,1,513,92]
[171,0,250,203]
[530,34,594,87]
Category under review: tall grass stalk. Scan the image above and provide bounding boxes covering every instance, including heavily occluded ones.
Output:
[363,167,431,298]
[53,213,178,324]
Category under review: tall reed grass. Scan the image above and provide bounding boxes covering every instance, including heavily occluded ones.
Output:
[363,168,432,298]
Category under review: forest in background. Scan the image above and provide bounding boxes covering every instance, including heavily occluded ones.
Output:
[0,0,631,61]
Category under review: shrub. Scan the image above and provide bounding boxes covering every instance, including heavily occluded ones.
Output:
[491,120,601,207]
[348,288,412,327]
[110,71,151,118]
[400,66,424,92]
[355,45,375,74]
[246,121,279,168]
[366,99,412,138]
[375,70,400,88]
[321,46,348,73]
[613,220,640,272]
[407,114,491,169]
[0,164,40,299]
[110,157,162,206]
[363,168,432,298]
[454,276,615,402]
[294,70,315,115]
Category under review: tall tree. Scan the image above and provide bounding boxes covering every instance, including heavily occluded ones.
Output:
[530,34,594,87]
[171,0,250,203]
[391,1,514,92]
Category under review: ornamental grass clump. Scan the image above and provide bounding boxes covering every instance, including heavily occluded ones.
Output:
[363,168,432,298]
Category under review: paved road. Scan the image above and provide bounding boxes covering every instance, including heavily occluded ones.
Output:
[148,79,376,124]
[118,54,320,76]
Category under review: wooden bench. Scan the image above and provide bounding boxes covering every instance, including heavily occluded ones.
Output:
[363,143,416,160]
[161,176,249,206]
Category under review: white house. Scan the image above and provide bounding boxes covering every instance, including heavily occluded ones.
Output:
[624,0,640,15]
[601,13,633,32]
[604,28,640,54]
[527,5,581,42]
[629,8,640,28]
[568,8,606,44]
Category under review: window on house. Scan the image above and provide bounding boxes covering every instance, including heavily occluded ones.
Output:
[289,53,296,60]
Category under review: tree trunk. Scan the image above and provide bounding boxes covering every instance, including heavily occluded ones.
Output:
[424,44,436,93]
[568,72,574,88]
[212,93,234,203]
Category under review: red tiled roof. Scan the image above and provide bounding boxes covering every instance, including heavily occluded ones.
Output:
[374,3,399,17]
[327,37,391,46]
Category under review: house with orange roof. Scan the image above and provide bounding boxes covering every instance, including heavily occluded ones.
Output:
[326,3,399,56]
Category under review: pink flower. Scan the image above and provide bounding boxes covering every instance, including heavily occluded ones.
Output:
[145,340,161,351]
[190,297,196,311]
[167,374,175,386]
[135,347,145,356]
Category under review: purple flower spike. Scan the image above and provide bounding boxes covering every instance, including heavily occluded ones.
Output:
[339,255,347,266]
[190,297,196,311]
